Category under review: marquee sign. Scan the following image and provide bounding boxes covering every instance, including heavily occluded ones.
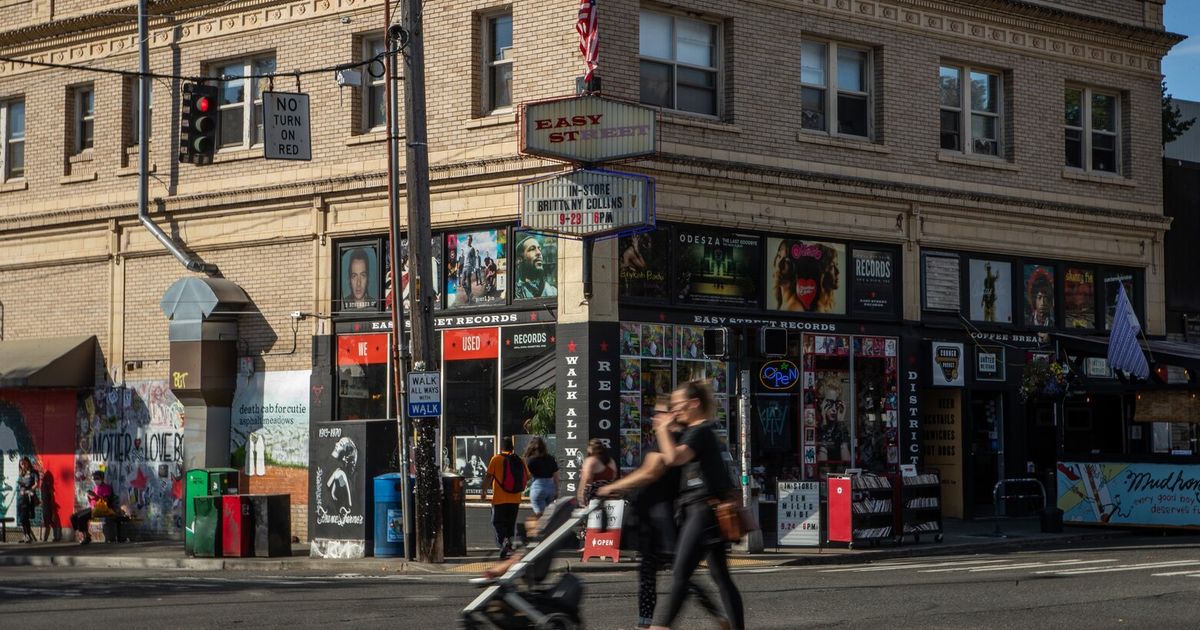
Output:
[520,95,657,163]
[520,168,655,240]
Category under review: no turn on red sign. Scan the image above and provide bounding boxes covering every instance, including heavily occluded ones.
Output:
[263,91,311,161]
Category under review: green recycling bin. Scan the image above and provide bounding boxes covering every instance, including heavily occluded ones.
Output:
[191,495,223,558]
[185,468,240,555]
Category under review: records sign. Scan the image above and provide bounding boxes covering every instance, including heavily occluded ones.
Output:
[923,253,961,312]
[520,169,655,239]
[851,248,895,315]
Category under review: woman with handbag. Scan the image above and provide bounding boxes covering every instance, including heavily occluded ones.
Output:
[16,456,40,543]
[649,380,745,630]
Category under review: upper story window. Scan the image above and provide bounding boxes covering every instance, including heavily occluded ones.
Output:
[639,10,719,117]
[801,40,871,138]
[215,56,275,150]
[363,38,388,131]
[939,65,1002,157]
[1,99,24,181]
[1065,87,1119,174]
[128,78,152,146]
[74,85,95,154]
[485,14,513,111]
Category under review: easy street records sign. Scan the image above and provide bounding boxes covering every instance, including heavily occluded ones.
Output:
[406,371,441,417]
[521,95,657,163]
[520,168,655,240]
[263,92,311,160]
[931,341,965,387]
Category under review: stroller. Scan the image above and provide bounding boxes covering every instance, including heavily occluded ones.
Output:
[460,497,606,630]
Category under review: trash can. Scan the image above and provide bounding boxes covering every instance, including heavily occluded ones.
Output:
[442,473,467,558]
[248,494,292,558]
[192,495,222,558]
[374,473,407,558]
[185,468,240,555]
[222,495,254,558]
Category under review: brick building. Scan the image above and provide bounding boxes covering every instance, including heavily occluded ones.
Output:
[0,0,1183,547]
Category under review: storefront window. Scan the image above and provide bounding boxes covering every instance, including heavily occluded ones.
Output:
[336,333,389,420]
[852,336,900,474]
[443,327,500,493]
[500,325,557,449]
[804,334,851,478]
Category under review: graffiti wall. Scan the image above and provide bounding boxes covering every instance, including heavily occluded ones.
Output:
[0,390,76,532]
[230,370,310,504]
[76,381,186,538]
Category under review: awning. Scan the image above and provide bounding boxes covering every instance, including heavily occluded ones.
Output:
[1054,333,1200,374]
[0,335,96,388]
[503,353,556,391]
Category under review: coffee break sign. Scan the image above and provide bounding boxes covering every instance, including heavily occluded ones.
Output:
[521,95,657,163]
[521,168,655,239]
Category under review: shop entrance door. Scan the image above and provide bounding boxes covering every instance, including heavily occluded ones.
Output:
[968,392,1003,516]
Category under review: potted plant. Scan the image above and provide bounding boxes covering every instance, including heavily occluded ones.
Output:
[1020,359,1074,402]
[522,386,556,436]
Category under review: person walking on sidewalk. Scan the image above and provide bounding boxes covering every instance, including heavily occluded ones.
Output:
[481,436,530,559]
[70,470,114,545]
[578,438,618,503]
[523,437,558,517]
[649,381,745,630]
[15,457,40,543]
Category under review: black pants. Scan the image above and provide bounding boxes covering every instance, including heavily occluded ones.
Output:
[652,502,744,629]
[491,502,519,550]
[70,508,93,538]
[17,496,35,538]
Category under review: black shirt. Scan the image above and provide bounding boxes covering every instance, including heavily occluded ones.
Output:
[527,454,558,479]
[679,421,733,504]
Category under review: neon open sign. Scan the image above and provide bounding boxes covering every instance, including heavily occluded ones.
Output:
[760,360,799,390]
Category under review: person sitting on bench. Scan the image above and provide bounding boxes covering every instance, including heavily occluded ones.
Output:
[70,470,114,545]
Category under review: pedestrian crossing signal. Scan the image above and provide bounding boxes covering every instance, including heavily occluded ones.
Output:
[703,327,728,359]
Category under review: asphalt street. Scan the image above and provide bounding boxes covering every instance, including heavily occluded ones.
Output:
[2,540,1200,629]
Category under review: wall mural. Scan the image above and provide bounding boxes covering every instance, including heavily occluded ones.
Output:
[230,370,311,503]
[75,381,186,538]
[0,392,74,532]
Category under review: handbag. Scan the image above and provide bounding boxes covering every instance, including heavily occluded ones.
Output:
[710,497,758,543]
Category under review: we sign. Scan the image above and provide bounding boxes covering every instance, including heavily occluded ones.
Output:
[263,92,312,161]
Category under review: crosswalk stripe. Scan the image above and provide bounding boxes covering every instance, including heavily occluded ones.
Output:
[1037,560,1200,575]
[1152,569,1200,577]
[959,559,1114,572]
[818,559,1008,573]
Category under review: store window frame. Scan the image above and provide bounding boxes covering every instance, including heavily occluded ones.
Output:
[938,64,1004,158]
[800,38,873,140]
[1064,85,1122,175]
[0,98,24,182]
[638,8,722,118]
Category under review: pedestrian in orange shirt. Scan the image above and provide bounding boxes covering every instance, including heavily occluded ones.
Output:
[481,436,530,559]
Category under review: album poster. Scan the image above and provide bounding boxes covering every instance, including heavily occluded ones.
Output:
[968,259,1012,324]
[339,243,380,312]
[1063,267,1096,329]
[1103,271,1136,330]
[1023,263,1056,328]
[446,229,507,308]
[619,228,670,300]
[851,248,895,316]
[512,232,558,302]
[676,229,760,306]
[768,238,846,314]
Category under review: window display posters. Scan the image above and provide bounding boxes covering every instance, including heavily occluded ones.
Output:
[446,229,507,308]
[512,232,558,301]
[768,238,846,314]
[620,358,641,392]
[931,341,965,387]
[851,248,895,316]
[640,323,671,358]
[777,481,821,547]
[454,435,496,491]
[620,430,642,470]
[1103,271,1135,330]
[339,243,380,312]
[1023,264,1056,327]
[676,229,760,306]
[620,394,641,430]
[676,325,705,360]
[1063,267,1096,329]
[619,228,670,300]
[968,259,1012,323]
[385,237,442,311]
[923,252,960,312]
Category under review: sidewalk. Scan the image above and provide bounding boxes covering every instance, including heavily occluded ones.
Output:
[0,517,1132,574]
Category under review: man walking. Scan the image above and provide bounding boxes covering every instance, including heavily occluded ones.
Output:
[481,436,529,559]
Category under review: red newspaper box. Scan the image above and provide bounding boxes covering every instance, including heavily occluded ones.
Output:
[221,495,254,557]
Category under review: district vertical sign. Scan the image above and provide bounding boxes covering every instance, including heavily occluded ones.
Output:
[264,92,312,160]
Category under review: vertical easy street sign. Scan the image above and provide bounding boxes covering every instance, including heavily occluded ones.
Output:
[407,371,441,418]
[263,92,312,160]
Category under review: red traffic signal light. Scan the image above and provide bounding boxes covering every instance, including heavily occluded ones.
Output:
[180,82,219,164]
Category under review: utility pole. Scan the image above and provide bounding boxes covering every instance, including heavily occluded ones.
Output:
[399,0,442,563]
[383,0,413,562]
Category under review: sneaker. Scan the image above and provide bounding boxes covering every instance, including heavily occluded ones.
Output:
[79,537,91,546]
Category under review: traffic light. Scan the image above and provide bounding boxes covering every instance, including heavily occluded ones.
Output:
[180,82,218,164]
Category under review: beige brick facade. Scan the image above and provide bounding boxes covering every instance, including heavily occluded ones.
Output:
[0,0,1183,540]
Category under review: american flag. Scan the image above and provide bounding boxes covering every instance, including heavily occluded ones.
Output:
[1107,283,1148,379]
[576,0,599,84]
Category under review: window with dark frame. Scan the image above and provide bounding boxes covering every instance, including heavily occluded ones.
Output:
[0,99,23,181]
[801,40,871,138]
[1065,86,1119,174]
[639,9,719,117]
[486,14,513,111]
[939,65,1001,157]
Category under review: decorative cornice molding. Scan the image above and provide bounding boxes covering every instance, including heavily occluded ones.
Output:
[786,0,1179,76]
